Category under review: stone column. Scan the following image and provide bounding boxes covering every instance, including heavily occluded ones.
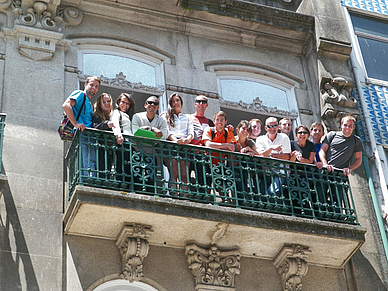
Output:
[116,223,153,283]
[185,243,241,291]
[273,244,311,291]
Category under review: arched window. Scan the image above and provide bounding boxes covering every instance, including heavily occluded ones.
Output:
[217,71,299,134]
[78,45,166,113]
[92,279,159,291]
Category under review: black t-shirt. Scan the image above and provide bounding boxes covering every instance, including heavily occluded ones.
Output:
[291,140,316,161]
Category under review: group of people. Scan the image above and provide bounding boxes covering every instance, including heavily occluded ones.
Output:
[62,76,363,207]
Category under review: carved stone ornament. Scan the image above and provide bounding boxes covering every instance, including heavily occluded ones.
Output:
[79,72,165,95]
[10,0,83,32]
[320,77,360,131]
[273,244,311,291]
[185,243,241,291]
[220,96,298,118]
[116,223,153,283]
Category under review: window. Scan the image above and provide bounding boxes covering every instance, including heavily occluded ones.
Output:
[350,13,388,82]
[217,72,298,133]
[78,45,166,113]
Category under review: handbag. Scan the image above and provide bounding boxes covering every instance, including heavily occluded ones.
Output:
[58,94,86,142]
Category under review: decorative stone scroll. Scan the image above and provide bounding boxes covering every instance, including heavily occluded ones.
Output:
[273,244,311,291]
[116,223,153,283]
[220,96,298,118]
[10,0,83,32]
[79,72,165,95]
[320,77,359,131]
[185,243,241,291]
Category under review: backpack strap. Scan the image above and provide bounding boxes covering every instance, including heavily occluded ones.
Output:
[211,127,228,143]
[75,93,86,123]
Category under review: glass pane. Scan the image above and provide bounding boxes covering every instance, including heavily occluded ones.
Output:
[83,54,157,87]
[351,13,388,39]
[219,79,289,111]
[358,37,388,81]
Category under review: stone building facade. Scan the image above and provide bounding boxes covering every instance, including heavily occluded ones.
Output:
[0,0,387,290]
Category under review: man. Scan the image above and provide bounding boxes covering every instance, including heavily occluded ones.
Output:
[319,116,362,176]
[189,95,214,195]
[279,118,292,137]
[62,76,100,177]
[131,96,168,190]
[249,118,262,140]
[132,96,168,140]
[256,117,291,160]
[319,116,363,211]
[310,122,325,167]
[256,117,291,196]
[191,95,214,146]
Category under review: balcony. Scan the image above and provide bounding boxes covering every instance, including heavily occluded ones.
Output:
[63,129,365,268]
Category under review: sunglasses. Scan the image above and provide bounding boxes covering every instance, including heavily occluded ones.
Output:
[146,101,159,106]
[195,100,208,104]
[266,124,278,128]
[297,131,309,135]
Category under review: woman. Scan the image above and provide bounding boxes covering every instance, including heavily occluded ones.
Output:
[111,93,136,185]
[290,125,315,164]
[92,93,115,179]
[161,93,194,193]
[290,125,316,214]
[234,120,260,198]
[234,120,259,156]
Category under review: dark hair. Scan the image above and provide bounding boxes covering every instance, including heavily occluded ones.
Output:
[116,93,135,119]
[236,120,251,134]
[295,125,310,136]
[94,93,112,121]
[167,92,183,128]
[85,75,101,85]
[310,122,325,133]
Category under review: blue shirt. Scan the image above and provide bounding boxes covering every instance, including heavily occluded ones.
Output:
[315,143,322,162]
[70,90,93,128]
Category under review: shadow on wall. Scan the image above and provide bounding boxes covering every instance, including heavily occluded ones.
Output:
[0,181,40,291]
[351,250,388,291]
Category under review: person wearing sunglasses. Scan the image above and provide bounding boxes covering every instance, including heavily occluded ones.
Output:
[290,126,315,164]
[131,96,168,140]
[256,117,291,198]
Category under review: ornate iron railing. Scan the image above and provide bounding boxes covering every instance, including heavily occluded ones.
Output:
[66,128,358,224]
[0,113,6,174]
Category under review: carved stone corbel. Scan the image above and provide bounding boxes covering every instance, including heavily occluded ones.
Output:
[185,243,241,291]
[273,244,311,291]
[320,77,360,131]
[11,0,83,32]
[116,223,153,283]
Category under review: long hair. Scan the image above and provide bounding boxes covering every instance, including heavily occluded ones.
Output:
[236,120,251,135]
[167,92,183,128]
[93,93,112,121]
[116,93,136,120]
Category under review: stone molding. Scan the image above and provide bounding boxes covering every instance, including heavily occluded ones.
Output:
[1,25,71,60]
[185,243,241,290]
[79,73,165,95]
[220,96,298,118]
[320,77,360,130]
[10,0,83,32]
[116,223,153,283]
[178,0,313,33]
[273,244,311,291]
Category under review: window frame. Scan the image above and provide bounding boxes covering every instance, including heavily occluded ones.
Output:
[77,44,167,111]
[345,8,388,86]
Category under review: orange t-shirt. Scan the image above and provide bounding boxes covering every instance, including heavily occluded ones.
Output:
[202,127,236,164]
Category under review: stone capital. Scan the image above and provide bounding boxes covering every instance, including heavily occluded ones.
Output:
[116,223,153,283]
[274,244,311,291]
[185,243,241,290]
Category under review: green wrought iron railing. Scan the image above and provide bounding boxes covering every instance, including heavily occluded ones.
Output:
[66,128,358,224]
[0,113,6,174]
